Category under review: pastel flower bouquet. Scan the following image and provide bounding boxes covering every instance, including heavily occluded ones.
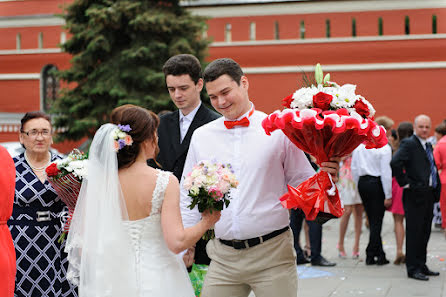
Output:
[183,160,239,240]
[262,64,388,223]
[46,149,88,242]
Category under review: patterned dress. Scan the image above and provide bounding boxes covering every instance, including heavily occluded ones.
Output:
[8,153,77,297]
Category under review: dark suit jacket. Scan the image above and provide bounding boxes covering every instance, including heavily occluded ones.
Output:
[148,104,220,181]
[391,135,441,201]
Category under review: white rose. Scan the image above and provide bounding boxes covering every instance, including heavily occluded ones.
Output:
[190,186,199,196]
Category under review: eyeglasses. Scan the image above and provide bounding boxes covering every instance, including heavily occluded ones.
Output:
[21,129,52,138]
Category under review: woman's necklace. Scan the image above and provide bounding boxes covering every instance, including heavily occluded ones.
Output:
[25,151,51,171]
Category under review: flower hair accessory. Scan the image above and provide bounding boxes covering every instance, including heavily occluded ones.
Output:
[113,124,133,152]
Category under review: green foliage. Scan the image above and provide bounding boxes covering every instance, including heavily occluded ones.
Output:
[53,0,210,141]
[188,187,230,213]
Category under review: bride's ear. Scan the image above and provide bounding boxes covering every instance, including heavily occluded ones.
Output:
[142,138,156,159]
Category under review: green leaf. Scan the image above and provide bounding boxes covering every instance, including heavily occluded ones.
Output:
[315,63,323,85]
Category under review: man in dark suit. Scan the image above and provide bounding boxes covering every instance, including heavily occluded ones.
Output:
[391,114,441,281]
[149,54,220,267]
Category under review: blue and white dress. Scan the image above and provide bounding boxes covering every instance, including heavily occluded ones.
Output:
[8,153,77,297]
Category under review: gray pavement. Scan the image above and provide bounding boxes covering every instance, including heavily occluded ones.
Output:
[250,212,446,297]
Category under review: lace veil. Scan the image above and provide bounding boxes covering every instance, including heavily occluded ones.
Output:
[65,123,138,296]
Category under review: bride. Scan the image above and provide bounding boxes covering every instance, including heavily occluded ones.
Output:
[65,104,220,296]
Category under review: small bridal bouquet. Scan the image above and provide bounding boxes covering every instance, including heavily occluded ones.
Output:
[46,149,88,242]
[262,64,387,223]
[183,160,238,240]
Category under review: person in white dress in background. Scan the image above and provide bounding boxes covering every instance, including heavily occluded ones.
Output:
[64,104,220,297]
[337,154,364,259]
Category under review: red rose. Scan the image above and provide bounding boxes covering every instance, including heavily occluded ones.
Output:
[46,163,60,177]
[312,92,333,110]
[282,94,293,108]
[353,99,370,118]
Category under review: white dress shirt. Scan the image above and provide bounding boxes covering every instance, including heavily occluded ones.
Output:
[351,143,392,199]
[179,102,201,143]
[180,108,315,240]
[416,135,437,186]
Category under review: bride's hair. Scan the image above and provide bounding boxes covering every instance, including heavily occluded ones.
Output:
[111,104,159,169]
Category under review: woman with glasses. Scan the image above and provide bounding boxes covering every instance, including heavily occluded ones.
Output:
[7,111,77,297]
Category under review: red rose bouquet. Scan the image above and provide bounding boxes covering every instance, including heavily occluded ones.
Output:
[46,149,88,242]
[262,64,388,223]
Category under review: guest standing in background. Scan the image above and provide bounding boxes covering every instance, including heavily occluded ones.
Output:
[147,54,220,269]
[433,122,446,237]
[0,146,16,297]
[391,114,441,281]
[388,122,413,265]
[337,154,364,259]
[148,54,220,180]
[7,111,77,297]
[352,116,393,266]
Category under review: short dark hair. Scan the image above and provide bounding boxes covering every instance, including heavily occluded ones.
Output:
[435,122,446,137]
[397,121,414,141]
[203,58,244,85]
[20,111,51,132]
[111,104,159,169]
[162,54,202,84]
[390,129,397,140]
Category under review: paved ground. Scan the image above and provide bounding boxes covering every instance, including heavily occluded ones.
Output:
[250,212,446,297]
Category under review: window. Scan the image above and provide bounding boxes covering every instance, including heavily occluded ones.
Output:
[60,31,67,44]
[38,32,43,49]
[352,18,357,37]
[325,19,331,38]
[405,16,410,35]
[300,20,305,39]
[274,21,280,40]
[250,22,256,40]
[432,15,437,34]
[225,23,232,42]
[378,17,383,36]
[41,65,59,113]
[16,33,21,50]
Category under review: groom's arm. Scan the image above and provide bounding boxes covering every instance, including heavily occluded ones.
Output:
[283,136,315,187]
[179,135,201,229]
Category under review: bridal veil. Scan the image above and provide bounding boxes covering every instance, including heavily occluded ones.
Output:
[65,123,138,296]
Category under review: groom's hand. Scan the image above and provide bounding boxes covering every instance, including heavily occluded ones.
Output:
[183,246,195,268]
[320,157,340,182]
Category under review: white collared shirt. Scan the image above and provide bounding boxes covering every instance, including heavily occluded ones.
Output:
[179,102,201,143]
[180,109,315,240]
[351,143,392,199]
[416,135,437,186]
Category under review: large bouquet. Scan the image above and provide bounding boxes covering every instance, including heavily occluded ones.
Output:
[46,149,88,242]
[183,160,238,240]
[262,64,387,223]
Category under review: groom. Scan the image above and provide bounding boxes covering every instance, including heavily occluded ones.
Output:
[180,58,339,297]
[148,54,220,267]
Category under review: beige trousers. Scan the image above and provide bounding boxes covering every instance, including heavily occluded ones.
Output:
[201,229,298,297]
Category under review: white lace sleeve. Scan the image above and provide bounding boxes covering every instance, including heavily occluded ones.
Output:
[150,170,171,216]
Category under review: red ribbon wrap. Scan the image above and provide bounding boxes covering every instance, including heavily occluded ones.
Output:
[263,108,388,221]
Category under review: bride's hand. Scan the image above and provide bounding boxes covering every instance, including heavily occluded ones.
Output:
[201,209,221,227]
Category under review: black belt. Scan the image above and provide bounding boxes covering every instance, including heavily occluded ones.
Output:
[8,205,64,226]
[360,175,380,180]
[219,226,289,250]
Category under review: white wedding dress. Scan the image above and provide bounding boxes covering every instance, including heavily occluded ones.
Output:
[123,170,195,297]
[66,124,195,297]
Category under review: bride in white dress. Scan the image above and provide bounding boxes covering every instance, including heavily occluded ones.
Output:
[65,105,220,297]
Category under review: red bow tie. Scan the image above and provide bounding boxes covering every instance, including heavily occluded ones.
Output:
[224,117,250,129]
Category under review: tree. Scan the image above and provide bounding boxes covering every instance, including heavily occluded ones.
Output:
[53,0,210,141]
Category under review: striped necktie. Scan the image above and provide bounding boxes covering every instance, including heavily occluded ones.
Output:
[425,142,438,188]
